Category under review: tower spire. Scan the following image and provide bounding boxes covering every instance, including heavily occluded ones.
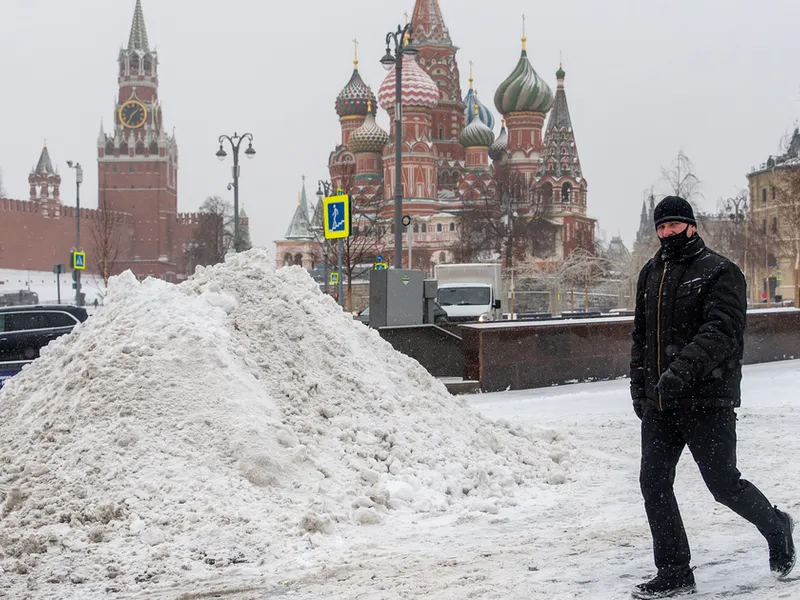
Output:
[469,60,474,90]
[353,39,359,69]
[411,0,451,44]
[128,0,149,52]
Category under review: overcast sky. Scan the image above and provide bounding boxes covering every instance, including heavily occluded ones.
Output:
[1,0,799,252]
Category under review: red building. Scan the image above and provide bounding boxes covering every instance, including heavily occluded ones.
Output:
[276,0,595,273]
[0,1,230,283]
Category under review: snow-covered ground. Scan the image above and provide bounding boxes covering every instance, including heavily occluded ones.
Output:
[0,268,103,305]
[167,362,797,600]
[1,251,798,599]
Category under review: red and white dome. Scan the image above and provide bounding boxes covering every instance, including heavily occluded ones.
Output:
[377,54,440,112]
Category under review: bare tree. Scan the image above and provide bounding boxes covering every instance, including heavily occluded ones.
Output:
[90,196,125,288]
[661,150,702,206]
[514,247,607,314]
[697,190,749,269]
[189,196,233,267]
[457,165,557,268]
[325,166,387,310]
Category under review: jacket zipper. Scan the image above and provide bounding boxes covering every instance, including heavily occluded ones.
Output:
[656,261,668,411]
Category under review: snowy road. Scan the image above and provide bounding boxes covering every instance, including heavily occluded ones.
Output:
[129,360,800,600]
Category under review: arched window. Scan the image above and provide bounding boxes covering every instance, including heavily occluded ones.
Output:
[119,142,129,155]
[438,126,444,139]
[143,55,152,74]
[130,54,140,72]
[106,141,115,155]
[135,142,146,156]
[562,182,573,203]
[436,223,442,232]
[413,223,419,233]
[421,223,427,233]
[439,252,446,263]
[449,222,455,231]
[283,253,292,266]
[294,253,303,266]
[149,141,159,155]
[541,182,553,204]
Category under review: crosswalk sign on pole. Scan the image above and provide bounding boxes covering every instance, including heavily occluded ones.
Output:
[330,272,339,285]
[323,194,351,240]
[72,251,86,270]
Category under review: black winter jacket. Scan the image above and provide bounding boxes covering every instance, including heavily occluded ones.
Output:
[630,235,746,412]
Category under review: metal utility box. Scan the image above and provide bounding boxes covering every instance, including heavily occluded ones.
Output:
[369,269,424,328]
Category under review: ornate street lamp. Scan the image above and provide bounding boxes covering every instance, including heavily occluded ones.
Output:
[216,132,255,252]
[380,22,415,269]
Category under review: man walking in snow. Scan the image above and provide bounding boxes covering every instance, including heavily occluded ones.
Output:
[629,195,795,598]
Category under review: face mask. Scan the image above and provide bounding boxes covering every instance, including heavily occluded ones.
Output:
[660,230,694,257]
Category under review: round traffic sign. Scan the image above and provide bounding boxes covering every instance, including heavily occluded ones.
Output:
[401,215,412,227]
[376,254,384,262]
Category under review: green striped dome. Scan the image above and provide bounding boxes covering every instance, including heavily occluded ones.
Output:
[459,115,495,148]
[494,50,554,115]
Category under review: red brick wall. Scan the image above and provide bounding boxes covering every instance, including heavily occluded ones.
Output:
[0,198,133,273]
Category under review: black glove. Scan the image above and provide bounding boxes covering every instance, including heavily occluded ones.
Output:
[633,399,645,420]
[657,368,687,399]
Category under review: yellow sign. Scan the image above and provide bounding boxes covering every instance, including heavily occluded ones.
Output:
[373,262,388,270]
[72,251,86,270]
[330,272,339,285]
[323,194,351,239]
[776,270,782,281]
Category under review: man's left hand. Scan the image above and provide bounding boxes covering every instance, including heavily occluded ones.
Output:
[657,368,686,399]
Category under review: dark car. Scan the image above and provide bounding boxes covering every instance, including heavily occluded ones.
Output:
[352,303,449,327]
[0,305,88,363]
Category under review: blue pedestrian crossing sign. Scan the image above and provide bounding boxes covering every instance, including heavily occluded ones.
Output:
[323,194,351,240]
[330,272,339,285]
[72,251,86,270]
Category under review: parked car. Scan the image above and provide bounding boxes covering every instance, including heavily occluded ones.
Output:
[0,305,88,379]
[352,303,449,327]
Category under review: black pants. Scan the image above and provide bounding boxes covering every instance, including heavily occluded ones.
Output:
[640,406,783,570]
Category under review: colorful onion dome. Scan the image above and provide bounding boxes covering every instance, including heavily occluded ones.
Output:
[494,40,554,115]
[378,54,440,112]
[489,118,508,160]
[349,102,390,154]
[335,68,377,118]
[556,64,566,80]
[459,105,495,148]
[464,87,495,130]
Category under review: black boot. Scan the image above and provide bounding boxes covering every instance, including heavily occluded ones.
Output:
[769,508,796,578]
[632,566,696,599]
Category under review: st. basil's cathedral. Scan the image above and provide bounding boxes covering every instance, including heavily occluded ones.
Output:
[276,0,595,273]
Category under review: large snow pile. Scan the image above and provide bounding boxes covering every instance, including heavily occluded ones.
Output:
[0,249,570,599]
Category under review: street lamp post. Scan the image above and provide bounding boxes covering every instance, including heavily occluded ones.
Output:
[381,22,415,270]
[216,132,256,252]
[66,161,83,306]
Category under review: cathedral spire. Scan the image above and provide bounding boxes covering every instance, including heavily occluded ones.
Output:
[128,0,149,52]
[541,65,584,185]
[411,0,451,44]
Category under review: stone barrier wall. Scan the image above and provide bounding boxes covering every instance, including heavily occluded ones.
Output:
[461,309,800,393]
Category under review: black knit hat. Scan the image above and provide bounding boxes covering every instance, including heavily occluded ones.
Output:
[653,196,696,229]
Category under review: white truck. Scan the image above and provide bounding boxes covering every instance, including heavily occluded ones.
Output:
[433,263,503,323]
